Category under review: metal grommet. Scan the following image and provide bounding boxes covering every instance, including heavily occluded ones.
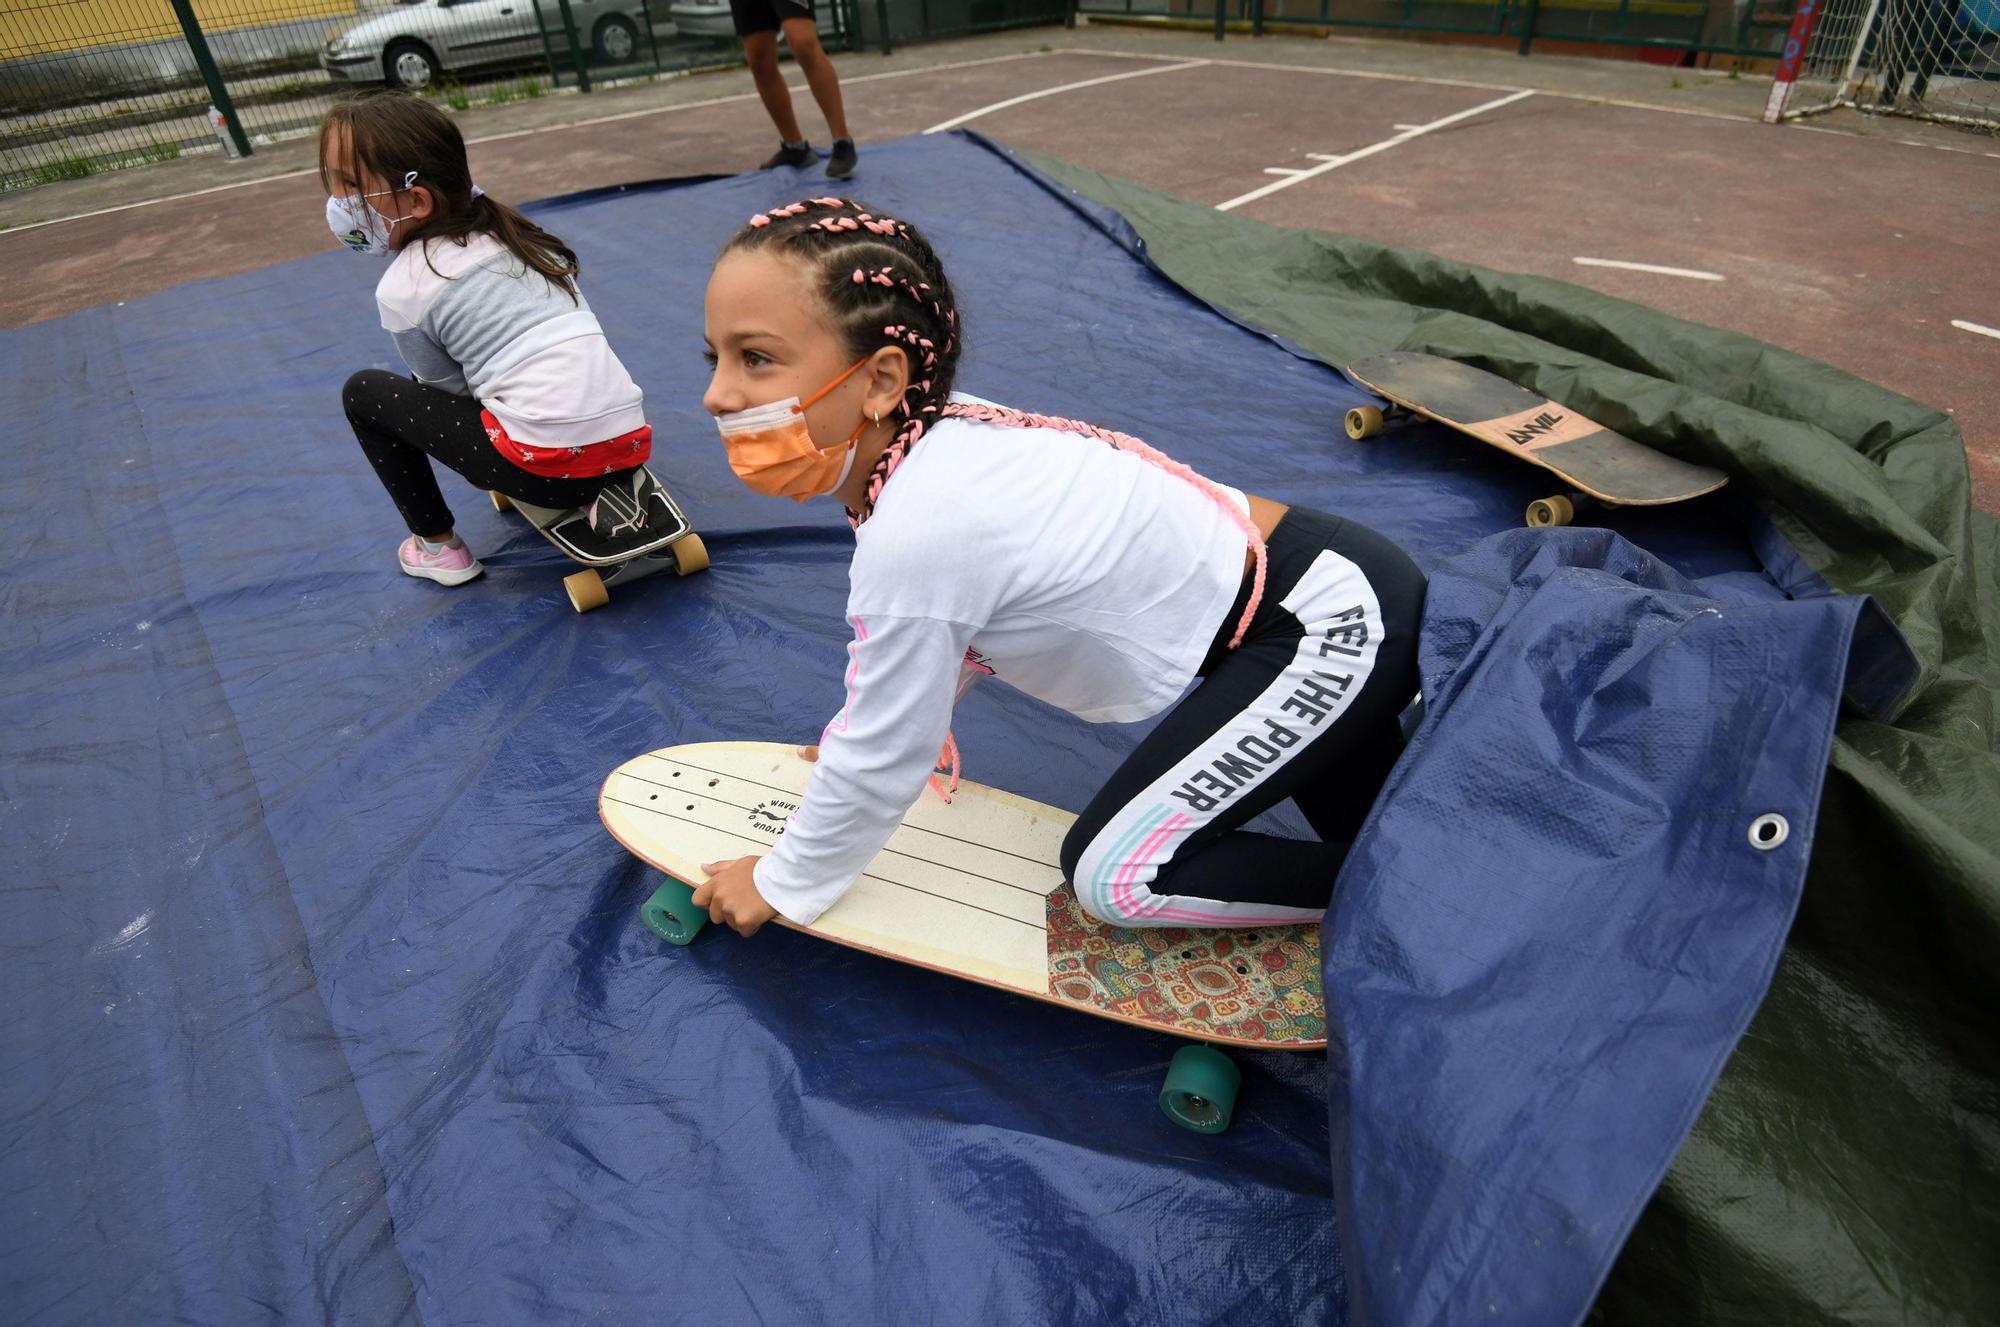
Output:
[1748,813,1790,851]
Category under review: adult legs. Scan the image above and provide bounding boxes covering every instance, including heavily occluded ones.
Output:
[741,30,806,146]
[780,16,848,141]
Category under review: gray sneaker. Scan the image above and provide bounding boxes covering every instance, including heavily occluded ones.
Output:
[760,141,815,170]
[826,138,858,180]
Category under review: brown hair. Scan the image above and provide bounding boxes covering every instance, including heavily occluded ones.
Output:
[722,197,962,523]
[318,89,579,300]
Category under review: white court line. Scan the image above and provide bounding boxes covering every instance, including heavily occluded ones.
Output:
[1060,46,1860,126]
[1574,256,1725,281]
[922,59,1207,133]
[1,165,327,232]
[14,42,1983,236]
[1057,45,1529,94]
[1953,320,2000,341]
[1216,89,1535,212]
[1264,167,1306,177]
[476,48,1053,145]
[1,49,1055,234]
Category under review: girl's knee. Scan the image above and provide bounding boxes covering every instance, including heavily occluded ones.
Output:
[342,368,392,417]
[1064,831,1151,927]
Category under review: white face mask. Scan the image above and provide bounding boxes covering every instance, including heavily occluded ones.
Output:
[325,170,418,258]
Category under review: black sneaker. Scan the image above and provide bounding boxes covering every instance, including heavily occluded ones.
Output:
[760,141,815,170]
[826,138,857,180]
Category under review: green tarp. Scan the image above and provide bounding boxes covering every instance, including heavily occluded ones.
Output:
[1015,145,2000,1325]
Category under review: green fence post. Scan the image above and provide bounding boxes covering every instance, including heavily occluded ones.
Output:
[638,0,664,74]
[876,0,892,53]
[1516,0,1539,54]
[1252,0,1263,36]
[1065,0,1077,29]
[556,0,592,91]
[532,0,564,87]
[167,0,252,158]
[1213,0,1226,41]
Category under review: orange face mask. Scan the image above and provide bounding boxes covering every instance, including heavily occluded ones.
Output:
[714,358,871,502]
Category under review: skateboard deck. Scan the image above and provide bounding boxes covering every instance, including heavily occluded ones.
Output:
[1346,351,1728,527]
[489,464,707,612]
[599,742,1327,1052]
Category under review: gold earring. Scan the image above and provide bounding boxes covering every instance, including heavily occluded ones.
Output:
[872,410,881,424]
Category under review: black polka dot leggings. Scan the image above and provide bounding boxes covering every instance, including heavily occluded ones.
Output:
[342,369,628,536]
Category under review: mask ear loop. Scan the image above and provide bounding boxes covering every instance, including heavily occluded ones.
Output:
[792,356,871,415]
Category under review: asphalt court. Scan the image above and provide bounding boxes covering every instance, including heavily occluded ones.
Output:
[3,35,1992,508]
[916,48,1998,510]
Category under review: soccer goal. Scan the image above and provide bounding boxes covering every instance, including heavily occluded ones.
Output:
[1764,0,2000,129]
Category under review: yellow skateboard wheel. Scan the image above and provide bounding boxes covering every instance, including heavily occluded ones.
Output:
[1527,495,1575,528]
[1344,406,1385,441]
[565,568,609,612]
[671,533,709,576]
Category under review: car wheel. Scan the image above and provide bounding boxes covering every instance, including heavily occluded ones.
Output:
[384,40,438,91]
[594,15,639,64]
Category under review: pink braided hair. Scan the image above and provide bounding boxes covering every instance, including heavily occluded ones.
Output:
[728,197,1269,806]
[735,197,1269,648]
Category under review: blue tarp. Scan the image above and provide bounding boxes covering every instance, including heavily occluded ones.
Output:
[0,133,1903,1325]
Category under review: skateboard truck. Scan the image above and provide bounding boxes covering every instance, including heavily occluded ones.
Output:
[490,465,708,612]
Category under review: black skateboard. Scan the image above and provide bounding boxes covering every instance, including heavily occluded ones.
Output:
[490,465,707,612]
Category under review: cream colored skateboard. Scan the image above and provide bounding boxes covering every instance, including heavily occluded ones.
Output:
[600,741,1327,1132]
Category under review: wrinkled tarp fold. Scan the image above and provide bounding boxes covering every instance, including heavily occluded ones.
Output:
[1003,142,2000,1326]
[1330,527,1907,1327]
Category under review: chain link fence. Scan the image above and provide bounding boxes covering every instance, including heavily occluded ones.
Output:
[1,0,862,189]
[11,0,1986,193]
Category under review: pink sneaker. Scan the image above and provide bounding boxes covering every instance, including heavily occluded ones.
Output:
[397,535,483,587]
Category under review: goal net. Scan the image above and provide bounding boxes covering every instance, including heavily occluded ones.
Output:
[1764,0,2000,129]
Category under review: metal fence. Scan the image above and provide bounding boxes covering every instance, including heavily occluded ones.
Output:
[1,0,872,189]
[1072,0,1806,58]
[856,0,1068,46]
[13,0,1970,193]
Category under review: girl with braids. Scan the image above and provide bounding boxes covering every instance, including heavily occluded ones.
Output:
[691,196,1426,938]
[321,90,654,587]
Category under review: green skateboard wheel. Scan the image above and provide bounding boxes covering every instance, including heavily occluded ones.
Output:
[1159,1044,1242,1134]
[642,878,707,946]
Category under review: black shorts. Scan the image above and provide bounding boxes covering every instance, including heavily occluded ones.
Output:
[730,0,813,36]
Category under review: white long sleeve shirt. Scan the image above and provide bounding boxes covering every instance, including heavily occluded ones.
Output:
[752,399,1250,923]
[375,233,646,445]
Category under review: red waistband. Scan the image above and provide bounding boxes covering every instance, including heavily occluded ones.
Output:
[481,409,652,479]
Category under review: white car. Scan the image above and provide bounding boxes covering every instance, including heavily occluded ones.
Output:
[666,0,839,40]
[321,0,658,90]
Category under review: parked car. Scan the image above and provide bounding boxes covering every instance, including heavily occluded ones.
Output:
[320,0,659,90]
[665,0,839,40]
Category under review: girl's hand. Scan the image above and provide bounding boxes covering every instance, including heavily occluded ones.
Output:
[693,856,778,936]
[796,745,818,762]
